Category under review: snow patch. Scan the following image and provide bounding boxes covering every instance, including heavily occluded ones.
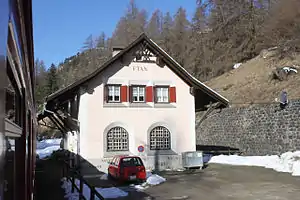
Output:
[99,173,108,180]
[233,63,242,69]
[36,145,61,159]
[146,174,166,185]
[96,187,128,199]
[133,183,149,190]
[36,138,62,159]
[61,171,166,198]
[209,151,300,176]
[61,178,128,199]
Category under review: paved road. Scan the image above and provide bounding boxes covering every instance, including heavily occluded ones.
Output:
[79,164,300,199]
[141,164,300,200]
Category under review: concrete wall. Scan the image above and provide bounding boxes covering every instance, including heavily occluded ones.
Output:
[77,44,196,170]
[196,100,300,155]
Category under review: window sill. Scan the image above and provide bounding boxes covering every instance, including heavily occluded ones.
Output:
[103,102,127,108]
[5,118,22,137]
[103,150,131,158]
[147,149,177,156]
[154,103,176,108]
[129,103,152,108]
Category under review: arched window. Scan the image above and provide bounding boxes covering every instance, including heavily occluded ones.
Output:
[150,126,171,150]
[107,126,129,151]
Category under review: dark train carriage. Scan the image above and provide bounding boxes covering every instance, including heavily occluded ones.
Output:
[0,0,36,200]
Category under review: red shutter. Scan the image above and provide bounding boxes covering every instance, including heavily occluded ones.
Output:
[121,85,128,102]
[170,86,176,103]
[103,85,108,103]
[146,86,153,102]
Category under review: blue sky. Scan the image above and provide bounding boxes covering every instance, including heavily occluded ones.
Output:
[33,0,196,68]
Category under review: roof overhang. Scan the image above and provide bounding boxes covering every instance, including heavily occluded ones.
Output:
[41,33,229,113]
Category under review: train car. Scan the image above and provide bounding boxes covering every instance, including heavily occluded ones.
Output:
[0,0,36,200]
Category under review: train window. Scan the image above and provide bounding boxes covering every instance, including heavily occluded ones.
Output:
[5,59,21,126]
[9,16,23,66]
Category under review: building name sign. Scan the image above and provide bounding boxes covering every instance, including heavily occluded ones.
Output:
[132,66,148,72]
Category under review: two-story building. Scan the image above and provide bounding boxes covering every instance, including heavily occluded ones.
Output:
[38,34,229,171]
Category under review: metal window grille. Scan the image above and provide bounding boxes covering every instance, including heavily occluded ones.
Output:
[107,127,129,151]
[150,126,171,150]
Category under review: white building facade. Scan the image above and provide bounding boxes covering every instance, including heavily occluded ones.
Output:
[43,34,229,172]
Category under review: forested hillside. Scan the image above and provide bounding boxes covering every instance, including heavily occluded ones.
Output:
[35,0,300,110]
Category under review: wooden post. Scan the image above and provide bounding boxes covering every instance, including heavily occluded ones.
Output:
[71,171,75,193]
[62,160,65,177]
[90,186,95,200]
[79,177,83,199]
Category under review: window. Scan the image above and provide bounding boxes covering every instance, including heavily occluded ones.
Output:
[107,127,129,151]
[150,126,171,150]
[120,157,143,167]
[131,86,145,102]
[5,59,21,126]
[155,86,169,103]
[107,85,120,102]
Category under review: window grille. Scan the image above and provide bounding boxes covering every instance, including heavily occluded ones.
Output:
[150,126,171,150]
[107,126,128,151]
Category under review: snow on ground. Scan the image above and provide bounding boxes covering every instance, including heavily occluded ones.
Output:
[36,145,61,159]
[132,171,166,191]
[36,138,62,159]
[61,171,167,199]
[209,151,300,176]
[37,138,61,149]
[233,63,242,69]
[146,174,166,185]
[61,178,128,199]
[99,173,108,180]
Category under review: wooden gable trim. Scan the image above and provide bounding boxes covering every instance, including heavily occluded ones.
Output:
[45,33,229,108]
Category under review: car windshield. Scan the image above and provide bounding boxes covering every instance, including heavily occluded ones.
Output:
[120,157,143,167]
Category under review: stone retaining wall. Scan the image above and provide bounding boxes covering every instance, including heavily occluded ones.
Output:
[196,100,300,155]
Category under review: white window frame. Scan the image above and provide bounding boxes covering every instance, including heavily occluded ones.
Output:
[150,126,171,150]
[107,85,121,103]
[131,85,145,103]
[155,86,169,103]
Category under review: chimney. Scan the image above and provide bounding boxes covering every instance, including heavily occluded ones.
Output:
[112,46,124,57]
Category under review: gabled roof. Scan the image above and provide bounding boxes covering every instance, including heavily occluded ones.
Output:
[46,33,229,106]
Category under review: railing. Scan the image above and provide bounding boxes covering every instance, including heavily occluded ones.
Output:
[59,152,105,200]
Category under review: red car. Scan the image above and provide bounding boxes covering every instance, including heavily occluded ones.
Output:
[108,155,146,182]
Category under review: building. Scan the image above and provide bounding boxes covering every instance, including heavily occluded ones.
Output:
[0,0,36,200]
[38,34,229,171]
